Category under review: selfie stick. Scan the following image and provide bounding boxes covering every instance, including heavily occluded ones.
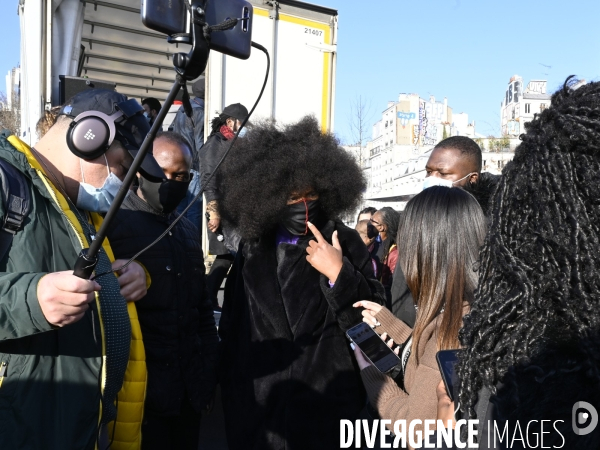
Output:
[73,3,211,279]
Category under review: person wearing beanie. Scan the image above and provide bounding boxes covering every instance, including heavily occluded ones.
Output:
[200,102,248,311]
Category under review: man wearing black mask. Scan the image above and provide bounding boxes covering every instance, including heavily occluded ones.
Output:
[105,131,218,450]
[216,116,386,450]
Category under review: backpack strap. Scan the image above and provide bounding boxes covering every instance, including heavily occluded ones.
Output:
[0,159,31,261]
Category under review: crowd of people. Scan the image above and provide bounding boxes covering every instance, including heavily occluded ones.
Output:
[0,74,599,450]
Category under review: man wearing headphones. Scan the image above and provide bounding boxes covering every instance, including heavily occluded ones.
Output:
[0,89,164,449]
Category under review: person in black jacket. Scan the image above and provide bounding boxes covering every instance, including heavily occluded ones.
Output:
[200,103,248,311]
[217,116,386,450]
[106,131,218,450]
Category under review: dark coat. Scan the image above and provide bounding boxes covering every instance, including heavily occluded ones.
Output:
[219,220,386,450]
[200,130,231,255]
[106,192,219,416]
[390,260,416,327]
[199,130,228,204]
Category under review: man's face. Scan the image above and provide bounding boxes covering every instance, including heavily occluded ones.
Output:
[152,137,191,181]
[425,147,479,187]
[143,104,157,118]
[79,140,132,187]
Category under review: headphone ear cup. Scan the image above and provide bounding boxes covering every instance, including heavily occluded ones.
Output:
[67,116,111,160]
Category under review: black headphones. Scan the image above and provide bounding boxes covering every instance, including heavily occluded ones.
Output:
[64,98,143,160]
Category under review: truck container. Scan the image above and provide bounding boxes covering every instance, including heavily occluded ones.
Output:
[18,0,338,145]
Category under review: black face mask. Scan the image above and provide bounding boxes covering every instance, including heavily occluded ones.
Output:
[139,174,191,214]
[281,199,322,235]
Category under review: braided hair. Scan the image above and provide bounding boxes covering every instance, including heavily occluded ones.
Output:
[457,76,600,418]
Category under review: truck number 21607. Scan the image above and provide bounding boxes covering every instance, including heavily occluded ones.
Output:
[305,28,323,37]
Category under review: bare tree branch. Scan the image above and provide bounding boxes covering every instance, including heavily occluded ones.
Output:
[347,95,374,167]
[0,90,20,137]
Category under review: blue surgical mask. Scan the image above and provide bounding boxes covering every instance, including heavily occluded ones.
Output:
[422,172,475,190]
[237,127,248,138]
[76,155,123,212]
[143,111,151,122]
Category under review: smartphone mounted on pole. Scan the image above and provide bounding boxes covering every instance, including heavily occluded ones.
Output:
[346,322,401,373]
[142,0,253,59]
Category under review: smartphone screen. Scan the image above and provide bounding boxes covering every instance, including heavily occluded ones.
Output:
[346,323,400,373]
[436,350,459,401]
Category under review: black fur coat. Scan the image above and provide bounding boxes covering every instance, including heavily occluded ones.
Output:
[219,220,386,450]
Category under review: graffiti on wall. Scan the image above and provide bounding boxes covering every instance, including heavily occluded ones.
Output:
[397,111,416,128]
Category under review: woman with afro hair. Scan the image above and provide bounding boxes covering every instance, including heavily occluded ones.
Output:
[432,77,600,448]
[217,116,386,450]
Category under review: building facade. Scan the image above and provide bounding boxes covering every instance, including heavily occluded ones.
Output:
[500,75,551,137]
[361,93,476,211]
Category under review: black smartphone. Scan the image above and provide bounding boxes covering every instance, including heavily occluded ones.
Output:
[204,0,253,59]
[141,0,188,36]
[346,322,400,373]
[436,350,459,401]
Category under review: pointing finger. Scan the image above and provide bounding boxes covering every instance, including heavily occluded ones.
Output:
[332,230,342,251]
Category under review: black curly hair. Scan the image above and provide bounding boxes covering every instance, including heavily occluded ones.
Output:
[457,76,600,418]
[493,330,600,447]
[218,116,366,239]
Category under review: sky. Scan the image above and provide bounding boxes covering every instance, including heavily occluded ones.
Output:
[2,0,600,142]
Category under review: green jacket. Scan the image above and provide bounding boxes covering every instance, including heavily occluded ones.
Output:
[0,131,115,449]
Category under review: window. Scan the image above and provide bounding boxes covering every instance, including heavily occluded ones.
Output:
[540,103,547,112]
[525,103,530,114]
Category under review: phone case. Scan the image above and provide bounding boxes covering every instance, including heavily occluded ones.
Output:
[141,0,188,36]
[204,0,253,59]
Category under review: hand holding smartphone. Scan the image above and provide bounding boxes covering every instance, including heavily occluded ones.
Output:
[346,322,400,373]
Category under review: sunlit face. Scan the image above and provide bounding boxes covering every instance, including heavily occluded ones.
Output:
[425,147,479,187]
[152,137,191,181]
[358,212,373,222]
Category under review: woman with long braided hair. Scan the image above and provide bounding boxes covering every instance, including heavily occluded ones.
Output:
[440,77,600,448]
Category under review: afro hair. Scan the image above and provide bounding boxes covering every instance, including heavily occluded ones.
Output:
[218,115,366,240]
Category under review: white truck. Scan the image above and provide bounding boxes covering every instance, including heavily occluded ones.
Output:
[18,0,339,145]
